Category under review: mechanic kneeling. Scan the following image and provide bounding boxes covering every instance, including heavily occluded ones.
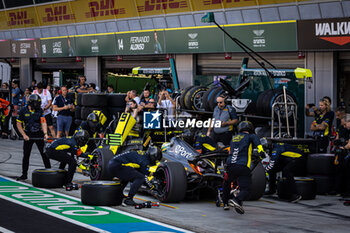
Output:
[78,111,107,153]
[222,121,265,214]
[46,130,89,191]
[108,146,162,206]
[265,142,303,203]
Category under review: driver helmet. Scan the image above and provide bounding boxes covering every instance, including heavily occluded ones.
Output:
[87,112,99,130]
[260,137,268,150]
[28,94,41,111]
[237,121,254,133]
[147,145,162,165]
[74,130,90,147]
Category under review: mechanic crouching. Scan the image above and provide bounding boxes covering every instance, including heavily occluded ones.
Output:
[222,121,265,214]
[108,146,162,206]
[46,130,89,191]
[264,142,303,203]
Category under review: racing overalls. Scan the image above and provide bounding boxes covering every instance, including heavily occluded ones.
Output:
[17,107,51,177]
[312,112,333,153]
[46,137,80,185]
[222,132,263,205]
[108,151,152,198]
[265,143,303,196]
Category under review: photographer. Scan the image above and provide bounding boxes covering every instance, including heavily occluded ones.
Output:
[158,90,175,121]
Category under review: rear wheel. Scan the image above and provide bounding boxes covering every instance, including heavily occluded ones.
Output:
[248,162,266,201]
[154,162,187,203]
[89,148,115,181]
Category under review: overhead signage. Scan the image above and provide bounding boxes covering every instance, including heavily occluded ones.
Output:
[116,30,165,55]
[11,38,41,57]
[0,0,311,30]
[298,17,350,50]
[74,34,117,56]
[0,40,12,57]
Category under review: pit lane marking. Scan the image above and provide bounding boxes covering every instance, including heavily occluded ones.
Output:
[0,226,15,233]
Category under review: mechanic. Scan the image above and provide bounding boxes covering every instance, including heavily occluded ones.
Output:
[74,75,91,93]
[78,110,107,153]
[333,113,350,197]
[0,97,10,139]
[309,98,333,153]
[107,146,162,206]
[264,141,303,203]
[33,82,55,138]
[46,130,89,191]
[222,121,264,214]
[16,94,51,181]
[52,86,75,138]
[207,95,238,146]
[193,132,218,154]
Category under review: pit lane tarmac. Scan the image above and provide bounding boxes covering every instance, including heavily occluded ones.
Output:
[1,139,350,233]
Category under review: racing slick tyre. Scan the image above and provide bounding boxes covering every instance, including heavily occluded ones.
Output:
[154,162,187,203]
[75,106,81,119]
[180,86,194,110]
[81,93,108,107]
[248,162,266,201]
[309,175,334,194]
[67,92,76,104]
[81,181,123,206]
[89,148,115,181]
[277,177,316,200]
[184,86,208,111]
[256,89,297,118]
[307,153,335,176]
[202,86,219,111]
[107,94,127,108]
[208,87,224,112]
[74,119,82,126]
[81,107,108,120]
[32,169,67,188]
[76,93,84,106]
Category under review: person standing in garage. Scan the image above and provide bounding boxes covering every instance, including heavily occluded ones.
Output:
[207,95,238,146]
[74,75,91,93]
[222,121,265,214]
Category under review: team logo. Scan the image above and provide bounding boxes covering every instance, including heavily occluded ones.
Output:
[143,110,162,129]
[253,30,264,36]
[188,33,198,39]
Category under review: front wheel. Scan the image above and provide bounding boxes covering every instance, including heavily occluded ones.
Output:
[89,148,114,181]
[153,162,187,203]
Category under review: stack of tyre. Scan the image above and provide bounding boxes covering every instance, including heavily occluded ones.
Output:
[307,153,335,194]
[179,86,209,112]
[75,93,126,126]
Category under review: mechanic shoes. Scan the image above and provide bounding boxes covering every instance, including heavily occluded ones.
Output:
[223,203,230,211]
[65,183,79,191]
[229,198,245,214]
[122,197,137,207]
[289,195,302,203]
[16,175,27,181]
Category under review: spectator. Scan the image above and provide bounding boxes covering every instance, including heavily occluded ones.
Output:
[29,80,37,91]
[74,75,91,93]
[107,85,114,93]
[11,80,22,116]
[125,99,140,122]
[125,90,140,104]
[158,90,175,121]
[1,82,9,100]
[89,83,97,93]
[21,87,32,108]
[51,86,60,133]
[33,82,55,138]
[207,95,238,146]
[53,86,75,138]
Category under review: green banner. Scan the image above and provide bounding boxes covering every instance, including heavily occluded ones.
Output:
[224,22,297,52]
[116,30,165,55]
[0,40,11,57]
[40,38,70,57]
[165,27,223,53]
[75,34,117,56]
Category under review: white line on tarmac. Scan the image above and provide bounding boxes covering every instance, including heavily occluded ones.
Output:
[1,175,194,233]
[0,226,15,233]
